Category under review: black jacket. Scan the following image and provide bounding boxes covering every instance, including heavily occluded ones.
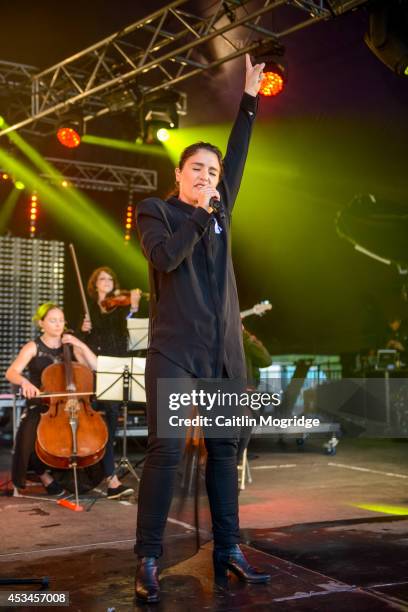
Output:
[136,92,258,379]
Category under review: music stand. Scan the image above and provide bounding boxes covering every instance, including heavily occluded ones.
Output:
[127,318,149,352]
[376,349,398,371]
[96,356,146,482]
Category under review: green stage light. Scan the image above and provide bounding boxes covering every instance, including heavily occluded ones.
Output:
[0,188,19,233]
[161,123,231,170]
[354,503,408,516]
[15,180,25,190]
[0,139,147,280]
[82,134,167,157]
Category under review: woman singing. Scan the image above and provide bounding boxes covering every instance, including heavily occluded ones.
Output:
[80,266,142,499]
[134,55,270,604]
[6,303,97,496]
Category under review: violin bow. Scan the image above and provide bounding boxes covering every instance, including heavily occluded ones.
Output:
[69,243,91,323]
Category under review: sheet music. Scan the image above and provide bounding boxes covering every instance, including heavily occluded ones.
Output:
[96,356,146,402]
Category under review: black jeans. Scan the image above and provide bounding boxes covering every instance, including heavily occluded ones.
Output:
[12,404,48,488]
[94,402,120,479]
[135,351,240,557]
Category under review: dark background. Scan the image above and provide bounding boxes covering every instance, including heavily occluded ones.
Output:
[1,0,408,354]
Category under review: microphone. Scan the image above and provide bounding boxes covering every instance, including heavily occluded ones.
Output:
[209,196,220,211]
[209,196,225,219]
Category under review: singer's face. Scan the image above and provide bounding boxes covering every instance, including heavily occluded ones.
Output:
[175,149,221,205]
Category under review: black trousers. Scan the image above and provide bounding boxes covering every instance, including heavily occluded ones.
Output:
[94,402,120,479]
[135,351,240,557]
[12,404,49,488]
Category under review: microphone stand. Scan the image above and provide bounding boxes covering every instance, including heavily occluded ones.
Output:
[116,365,140,482]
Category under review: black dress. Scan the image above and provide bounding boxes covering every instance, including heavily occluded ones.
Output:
[82,301,130,357]
[12,338,66,488]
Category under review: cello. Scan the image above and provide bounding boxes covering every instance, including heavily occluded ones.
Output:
[35,338,108,470]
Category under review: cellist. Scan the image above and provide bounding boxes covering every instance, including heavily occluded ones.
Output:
[6,303,97,495]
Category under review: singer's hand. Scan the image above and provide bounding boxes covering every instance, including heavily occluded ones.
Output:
[196,186,220,212]
[245,53,265,97]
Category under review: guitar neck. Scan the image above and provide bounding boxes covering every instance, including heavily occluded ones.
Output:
[240,302,272,320]
[240,308,255,319]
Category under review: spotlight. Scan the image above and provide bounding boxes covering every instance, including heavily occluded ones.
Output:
[56,113,84,148]
[252,40,287,97]
[144,122,173,144]
[364,0,408,77]
[1,173,9,180]
[259,63,285,97]
[142,91,184,144]
[14,180,25,190]
[156,127,170,142]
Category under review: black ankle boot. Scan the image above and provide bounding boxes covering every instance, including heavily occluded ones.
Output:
[135,557,160,603]
[213,545,270,585]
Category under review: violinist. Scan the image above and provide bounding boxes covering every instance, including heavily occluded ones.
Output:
[6,303,97,496]
[80,266,141,499]
[80,267,142,356]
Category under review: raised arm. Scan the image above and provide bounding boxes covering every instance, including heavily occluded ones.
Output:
[136,199,212,273]
[222,54,264,212]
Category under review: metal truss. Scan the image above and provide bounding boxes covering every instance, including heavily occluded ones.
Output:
[291,0,369,15]
[0,60,37,87]
[0,0,369,138]
[0,0,336,138]
[40,158,157,193]
[0,60,47,135]
[325,0,368,16]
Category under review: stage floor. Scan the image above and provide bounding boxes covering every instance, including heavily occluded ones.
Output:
[0,436,407,611]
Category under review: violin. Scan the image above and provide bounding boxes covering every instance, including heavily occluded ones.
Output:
[101,289,150,312]
[35,341,108,470]
[69,243,149,317]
